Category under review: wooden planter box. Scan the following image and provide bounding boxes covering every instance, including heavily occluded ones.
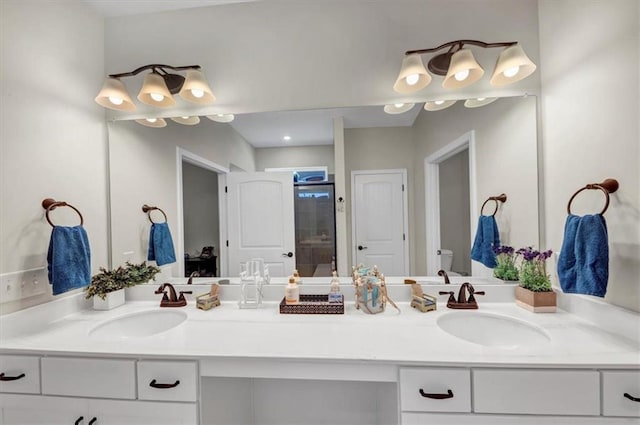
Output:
[515,286,556,313]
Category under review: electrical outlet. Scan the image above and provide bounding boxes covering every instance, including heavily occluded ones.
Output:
[0,268,48,304]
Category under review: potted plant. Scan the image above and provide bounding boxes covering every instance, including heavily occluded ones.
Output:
[514,247,556,313]
[493,245,519,281]
[86,261,160,310]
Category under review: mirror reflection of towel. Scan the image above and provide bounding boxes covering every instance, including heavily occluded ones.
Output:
[558,214,609,297]
[47,225,91,295]
[470,215,500,268]
[148,222,176,266]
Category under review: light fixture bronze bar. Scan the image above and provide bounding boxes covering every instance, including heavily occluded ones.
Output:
[108,64,201,79]
[405,39,517,56]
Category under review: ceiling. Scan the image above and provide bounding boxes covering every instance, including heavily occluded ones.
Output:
[90,0,540,147]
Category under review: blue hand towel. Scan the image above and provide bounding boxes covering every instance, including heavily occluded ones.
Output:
[470,215,500,268]
[557,214,609,297]
[147,222,176,266]
[47,225,91,295]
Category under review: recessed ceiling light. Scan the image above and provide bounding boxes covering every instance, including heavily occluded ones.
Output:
[283,135,292,141]
[206,113,235,123]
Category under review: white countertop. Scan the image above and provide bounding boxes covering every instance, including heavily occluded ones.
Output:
[1,284,638,370]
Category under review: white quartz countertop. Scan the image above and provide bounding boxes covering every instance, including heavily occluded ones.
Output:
[1,291,638,369]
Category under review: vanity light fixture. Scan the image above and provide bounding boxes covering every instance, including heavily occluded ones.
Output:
[383,103,415,114]
[95,64,216,111]
[424,100,457,111]
[206,113,235,123]
[464,97,498,108]
[135,117,167,128]
[393,40,536,93]
[171,116,201,125]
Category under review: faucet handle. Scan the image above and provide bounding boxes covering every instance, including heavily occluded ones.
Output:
[474,291,485,296]
[439,291,456,304]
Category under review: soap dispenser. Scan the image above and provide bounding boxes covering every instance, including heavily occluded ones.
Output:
[285,276,300,305]
[328,271,342,303]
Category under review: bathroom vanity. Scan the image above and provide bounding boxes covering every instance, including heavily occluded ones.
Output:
[0,281,638,425]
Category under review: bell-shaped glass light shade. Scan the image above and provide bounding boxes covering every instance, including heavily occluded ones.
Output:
[393,54,431,94]
[206,113,235,123]
[170,116,201,126]
[490,44,537,86]
[94,77,136,111]
[464,97,498,108]
[424,100,457,111]
[137,73,175,107]
[179,70,216,105]
[135,117,167,128]
[383,103,415,114]
[442,49,484,89]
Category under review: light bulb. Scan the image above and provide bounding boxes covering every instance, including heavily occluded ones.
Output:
[405,74,420,86]
[146,118,157,123]
[150,93,164,102]
[454,69,470,81]
[191,89,204,98]
[477,97,486,101]
[435,100,445,105]
[503,66,520,78]
[182,116,190,119]
[108,96,123,106]
[394,103,405,108]
[283,136,291,141]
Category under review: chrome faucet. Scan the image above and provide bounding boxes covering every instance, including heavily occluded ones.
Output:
[155,283,192,307]
[439,282,484,309]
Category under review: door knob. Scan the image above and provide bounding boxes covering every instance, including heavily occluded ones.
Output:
[358,245,368,251]
[282,252,294,258]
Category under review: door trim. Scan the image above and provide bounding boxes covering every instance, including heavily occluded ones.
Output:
[424,131,477,275]
[176,147,229,278]
[350,169,409,274]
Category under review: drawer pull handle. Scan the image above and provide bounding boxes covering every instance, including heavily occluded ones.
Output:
[624,393,640,402]
[150,379,180,389]
[419,389,454,399]
[88,418,97,425]
[74,416,84,425]
[0,372,25,381]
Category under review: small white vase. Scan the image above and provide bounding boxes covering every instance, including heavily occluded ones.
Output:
[93,288,125,310]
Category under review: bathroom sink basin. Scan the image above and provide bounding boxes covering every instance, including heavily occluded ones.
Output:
[437,311,550,348]
[89,309,187,339]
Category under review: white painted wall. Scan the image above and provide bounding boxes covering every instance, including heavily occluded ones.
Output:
[182,162,219,260]
[255,145,335,173]
[0,0,106,314]
[538,0,639,312]
[108,119,256,276]
[413,96,539,275]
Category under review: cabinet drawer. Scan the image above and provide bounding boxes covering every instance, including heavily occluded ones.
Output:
[0,355,40,394]
[399,368,471,412]
[602,370,640,417]
[473,369,600,415]
[137,360,197,402]
[41,357,135,399]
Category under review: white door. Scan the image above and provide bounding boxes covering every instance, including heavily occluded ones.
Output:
[226,172,295,277]
[352,170,408,275]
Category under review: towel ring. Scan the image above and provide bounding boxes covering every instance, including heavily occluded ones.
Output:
[142,204,168,224]
[41,198,84,227]
[567,178,619,215]
[480,194,507,216]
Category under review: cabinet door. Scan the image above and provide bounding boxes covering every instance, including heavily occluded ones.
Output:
[0,394,85,425]
[402,412,640,424]
[87,399,197,425]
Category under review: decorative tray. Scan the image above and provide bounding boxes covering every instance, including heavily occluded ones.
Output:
[279,294,344,314]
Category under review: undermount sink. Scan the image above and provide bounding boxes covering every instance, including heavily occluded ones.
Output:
[437,311,550,348]
[89,309,187,339]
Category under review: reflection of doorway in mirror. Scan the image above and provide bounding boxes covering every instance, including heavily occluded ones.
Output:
[438,150,471,276]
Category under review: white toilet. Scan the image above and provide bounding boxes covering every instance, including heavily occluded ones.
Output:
[438,249,461,276]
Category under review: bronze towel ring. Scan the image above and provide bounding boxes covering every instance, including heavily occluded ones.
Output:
[142,204,168,224]
[480,193,507,216]
[567,178,619,215]
[41,198,84,227]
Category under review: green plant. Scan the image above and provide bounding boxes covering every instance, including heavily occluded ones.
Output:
[516,247,553,292]
[85,261,160,300]
[493,245,519,281]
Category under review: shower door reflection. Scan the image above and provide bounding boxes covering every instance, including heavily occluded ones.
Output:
[294,183,337,277]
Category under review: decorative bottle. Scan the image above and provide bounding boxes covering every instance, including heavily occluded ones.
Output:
[285,276,299,305]
[328,271,342,303]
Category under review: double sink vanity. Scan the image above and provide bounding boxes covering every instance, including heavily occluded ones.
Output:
[1,278,638,424]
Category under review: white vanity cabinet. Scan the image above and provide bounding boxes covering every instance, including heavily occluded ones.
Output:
[0,355,198,425]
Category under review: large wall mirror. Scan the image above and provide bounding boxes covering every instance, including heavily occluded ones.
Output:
[108,95,538,283]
